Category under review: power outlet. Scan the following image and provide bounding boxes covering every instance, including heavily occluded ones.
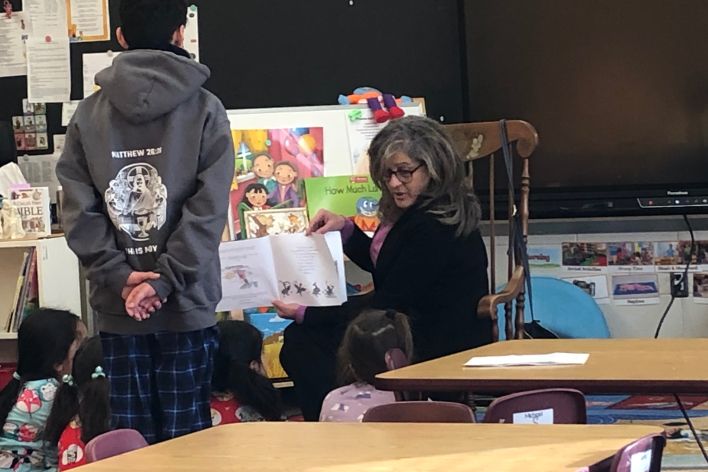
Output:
[671,272,689,298]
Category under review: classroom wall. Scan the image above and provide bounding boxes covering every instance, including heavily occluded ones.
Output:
[488,216,708,338]
[0,0,466,156]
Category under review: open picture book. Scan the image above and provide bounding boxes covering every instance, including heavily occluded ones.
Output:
[216,232,346,310]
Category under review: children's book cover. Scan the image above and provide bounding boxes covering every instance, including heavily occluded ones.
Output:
[304,175,381,233]
[229,127,324,239]
[10,187,51,238]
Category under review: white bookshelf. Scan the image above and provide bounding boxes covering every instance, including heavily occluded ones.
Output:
[0,235,81,346]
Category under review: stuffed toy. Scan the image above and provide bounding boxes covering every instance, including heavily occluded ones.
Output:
[338,87,412,124]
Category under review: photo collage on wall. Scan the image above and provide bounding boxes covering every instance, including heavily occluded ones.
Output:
[12,99,48,151]
[526,240,708,306]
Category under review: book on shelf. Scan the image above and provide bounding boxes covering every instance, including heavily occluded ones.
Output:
[10,186,51,238]
[4,247,37,333]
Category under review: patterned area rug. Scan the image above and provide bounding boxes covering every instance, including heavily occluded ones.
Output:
[587,395,708,470]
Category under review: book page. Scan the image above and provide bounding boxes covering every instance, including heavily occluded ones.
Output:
[324,232,347,301]
[216,238,278,310]
[270,233,346,306]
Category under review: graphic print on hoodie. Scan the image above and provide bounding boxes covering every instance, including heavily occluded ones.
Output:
[105,163,167,242]
[56,49,235,335]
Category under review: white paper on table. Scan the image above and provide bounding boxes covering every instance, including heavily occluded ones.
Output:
[0,12,28,77]
[26,37,70,103]
[464,352,590,367]
[61,101,81,126]
[67,0,110,42]
[25,0,68,36]
[216,237,279,311]
[183,4,199,61]
[17,154,60,203]
[269,233,347,306]
[512,408,554,425]
[82,51,119,98]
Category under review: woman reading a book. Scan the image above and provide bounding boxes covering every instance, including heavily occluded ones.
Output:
[273,116,491,421]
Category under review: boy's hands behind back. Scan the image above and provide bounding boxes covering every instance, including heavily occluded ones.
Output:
[122,271,164,320]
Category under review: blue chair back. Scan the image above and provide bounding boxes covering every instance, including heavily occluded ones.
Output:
[497,276,610,340]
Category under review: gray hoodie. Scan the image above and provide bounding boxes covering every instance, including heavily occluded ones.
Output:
[56,49,235,334]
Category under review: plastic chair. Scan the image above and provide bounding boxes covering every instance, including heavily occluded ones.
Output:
[85,429,149,463]
[609,434,666,472]
[497,277,611,340]
[483,388,587,424]
[384,348,409,372]
[362,401,476,423]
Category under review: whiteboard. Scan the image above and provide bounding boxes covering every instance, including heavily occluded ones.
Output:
[226,103,423,177]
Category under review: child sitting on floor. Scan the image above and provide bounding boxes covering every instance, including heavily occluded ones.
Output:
[45,336,110,471]
[0,309,86,471]
[320,309,413,422]
[211,320,283,424]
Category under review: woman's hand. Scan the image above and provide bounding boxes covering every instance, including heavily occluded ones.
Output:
[307,209,347,235]
[272,300,301,320]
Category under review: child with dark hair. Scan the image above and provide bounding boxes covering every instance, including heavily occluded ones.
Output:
[44,337,110,471]
[56,0,234,443]
[319,309,412,422]
[0,309,86,471]
[211,321,282,423]
[238,183,270,239]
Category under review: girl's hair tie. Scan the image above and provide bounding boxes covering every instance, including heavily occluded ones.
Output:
[62,374,74,386]
[91,366,106,379]
[12,372,20,381]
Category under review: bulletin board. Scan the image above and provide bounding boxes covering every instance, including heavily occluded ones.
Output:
[0,0,465,160]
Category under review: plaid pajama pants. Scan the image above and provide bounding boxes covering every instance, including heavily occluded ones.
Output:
[100,327,218,444]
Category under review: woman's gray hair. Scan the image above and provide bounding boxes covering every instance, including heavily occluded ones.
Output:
[368,115,481,237]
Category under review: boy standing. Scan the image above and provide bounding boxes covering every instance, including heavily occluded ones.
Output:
[56,0,234,443]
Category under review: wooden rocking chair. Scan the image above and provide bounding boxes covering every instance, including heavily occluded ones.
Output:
[444,120,539,341]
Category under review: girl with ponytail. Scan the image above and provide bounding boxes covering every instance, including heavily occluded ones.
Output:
[0,309,85,471]
[320,309,413,422]
[45,336,110,470]
[210,320,283,424]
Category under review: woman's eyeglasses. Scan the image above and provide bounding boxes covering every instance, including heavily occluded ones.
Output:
[384,164,424,184]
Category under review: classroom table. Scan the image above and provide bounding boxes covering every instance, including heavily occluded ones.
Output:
[375,338,708,393]
[78,422,662,472]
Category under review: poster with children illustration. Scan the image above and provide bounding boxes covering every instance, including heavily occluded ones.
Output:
[228,127,324,239]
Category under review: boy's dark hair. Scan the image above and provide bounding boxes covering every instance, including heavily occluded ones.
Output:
[45,336,110,445]
[119,0,189,49]
[212,320,282,421]
[337,309,413,386]
[0,309,81,429]
[241,183,268,203]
